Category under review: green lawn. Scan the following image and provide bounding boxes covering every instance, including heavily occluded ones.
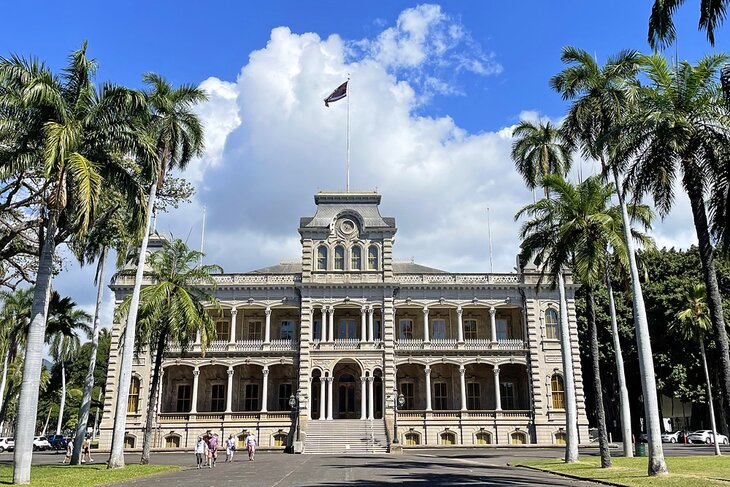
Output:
[516,456,730,487]
[0,464,180,486]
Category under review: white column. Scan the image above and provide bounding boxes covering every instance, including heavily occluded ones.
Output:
[490,306,497,343]
[309,308,315,342]
[326,377,334,420]
[424,366,432,411]
[328,307,335,342]
[191,367,200,414]
[493,367,502,411]
[360,307,367,343]
[264,307,271,344]
[367,307,374,341]
[226,366,234,413]
[459,366,467,411]
[456,306,464,343]
[367,377,374,420]
[229,309,237,345]
[319,377,326,420]
[423,307,430,343]
[194,330,201,346]
[320,308,327,341]
[156,370,165,414]
[360,377,367,420]
[261,366,269,413]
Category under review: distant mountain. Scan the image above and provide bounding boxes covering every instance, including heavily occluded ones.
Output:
[42,359,53,371]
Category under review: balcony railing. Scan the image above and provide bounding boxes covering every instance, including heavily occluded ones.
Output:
[429,338,457,350]
[397,338,424,350]
[235,339,263,351]
[270,339,296,351]
[394,338,526,351]
[334,338,360,349]
[158,412,294,423]
[396,409,531,420]
[496,339,526,350]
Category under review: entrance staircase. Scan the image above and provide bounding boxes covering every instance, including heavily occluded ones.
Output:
[304,419,389,454]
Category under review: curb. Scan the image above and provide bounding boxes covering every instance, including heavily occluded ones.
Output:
[510,464,627,487]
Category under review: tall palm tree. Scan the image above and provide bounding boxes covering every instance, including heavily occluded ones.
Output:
[648,0,728,49]
[117,238,221,464]
[511,119,578,463]
[621,53,730,440]
[551,46,669,473]
[108,74,207,469]
[0,44,148,483]
[673,284,722,455]
[0,289,32,431]
[47,293,91,436]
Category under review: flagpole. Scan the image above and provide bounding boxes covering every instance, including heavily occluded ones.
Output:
[346,75,351,192]
[487,207,494,274]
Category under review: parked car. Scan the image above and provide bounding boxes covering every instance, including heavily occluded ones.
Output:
[0,437,14,453]
[47,434,68,450]
[661,431,681,443]
[33,436,51,451]
[687,430,729,445]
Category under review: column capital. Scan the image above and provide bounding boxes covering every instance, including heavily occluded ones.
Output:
[456,306,463,315]
[193,368,200,376]
[366,376,374,383]
[458,365,466,375]
[227,367,234,375]
[230,308,238,316]
[489,306,496,316]
[262,366,269,375]
[361,306,367,314]
[424,365,431,375]
[325,376,334,383]
[493,367,500,375]
[422,307,429,315]
[327,306,335,315]
[367,306,374,315]
[265,307,272,316]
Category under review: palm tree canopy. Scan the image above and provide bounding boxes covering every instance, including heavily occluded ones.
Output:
[673,283,713,341]
[511,120,572,190]
[648,0,728,49]
[46,292,92,343]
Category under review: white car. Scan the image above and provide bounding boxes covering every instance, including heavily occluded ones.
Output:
[0,437,14,453]
[33,436,51,451]
[661,431,681,443]
[687,430,729,445]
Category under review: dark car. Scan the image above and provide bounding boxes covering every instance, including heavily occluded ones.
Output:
[47,434,68,450]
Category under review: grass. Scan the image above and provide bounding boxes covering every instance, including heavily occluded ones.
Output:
[0,464,180,486]
[516,456,730,487]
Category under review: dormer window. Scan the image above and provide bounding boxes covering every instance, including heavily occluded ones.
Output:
[317,245,328,270]
[368,245,379,270]
[351,246,362,270]
[334,245,345,270]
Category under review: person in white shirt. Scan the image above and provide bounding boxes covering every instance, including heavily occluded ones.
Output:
[194,436,208,469]
[225,434,236,462]
[245,431,257,461]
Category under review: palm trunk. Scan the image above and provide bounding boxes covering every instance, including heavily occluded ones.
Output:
[699,337,722,455]
[557,271,579,463]
[108,182,158,469]
[684,173,730,436]
[71,247,107,465]
[0,347,10,422]
[55,361,66,436]
[586,284,612,467]
[13,208,59,484]
[92,389,102,440]
[605,265,633,457]
[141,332,166,464]
[612,167,667,475]
[41,407,51,437]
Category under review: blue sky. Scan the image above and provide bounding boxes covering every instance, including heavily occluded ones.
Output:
[2,2,726,322]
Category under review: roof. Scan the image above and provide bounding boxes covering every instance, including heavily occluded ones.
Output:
[248,262,303,274]
[302,191,394,229]
[393,262,447,274]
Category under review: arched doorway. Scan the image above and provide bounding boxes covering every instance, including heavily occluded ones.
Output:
[311,369,322,420]
[373,368,383,419]
[332,360,362,419]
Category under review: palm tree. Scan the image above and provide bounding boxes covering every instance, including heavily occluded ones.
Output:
[648,0,728,49]
[621,53,730,440]
[673,284,722,455]
[0,44,148,483]
[551,46,669,473]
[47,293,91,436]
[108,74,207,469]
[511,119,578,463]
[0,289,32,431]
[117,237,221,464]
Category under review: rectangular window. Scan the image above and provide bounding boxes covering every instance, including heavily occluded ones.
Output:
[244,383,259,411]
[278,383,293,410]
[434,382,448,410]
[399,319,413,340]
[176,384,191,413]
[374,319,382,340]
[432,319,446,339]
[313,319,321,340]
[248,320,262,340]
[400,382,415,410]
[500,382,515,410]
[215,320,229,342]
[496,319,509,340]
[280,320,295,340]
[211,384,225,412]
[467,382,481,410]
[338,319,357,339]
[464,319,478,339]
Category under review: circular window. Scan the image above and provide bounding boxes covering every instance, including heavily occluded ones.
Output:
[338,219,357,237]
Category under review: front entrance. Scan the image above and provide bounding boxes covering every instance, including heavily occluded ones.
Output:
[337,374,357,418]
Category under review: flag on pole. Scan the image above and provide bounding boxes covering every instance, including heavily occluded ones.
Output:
[324,81,348,107]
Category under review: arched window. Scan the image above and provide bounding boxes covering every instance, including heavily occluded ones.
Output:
[551,374,565,410]
[404,432,421,445]
[475,431,492,445]
[368,245,379,270]
[439,431,456,445]
[334,246,345,270]
[317,245,328,270]
[124,435,136,449]
[351,246,362,270]
[545,308,559,340]
[510,431,527,445]
[165,435,181,448]
[237,433,247,449]
[128,377,140,413]
[273,432,287,447]
[555,431,566,445]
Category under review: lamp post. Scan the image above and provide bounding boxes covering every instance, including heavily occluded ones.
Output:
[288,393,299,453]
[392,389,405,444]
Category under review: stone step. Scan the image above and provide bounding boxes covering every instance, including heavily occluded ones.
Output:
[304,419,389,455]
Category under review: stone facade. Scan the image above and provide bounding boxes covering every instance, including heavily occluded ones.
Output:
[98,191,589,451]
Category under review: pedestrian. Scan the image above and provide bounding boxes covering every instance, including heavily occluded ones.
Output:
[61,439,73,464]
[82,436,93,463]
[245,431,257,461]
[195,436,208,469]
[225,434,236,462]
[208,433,219,467]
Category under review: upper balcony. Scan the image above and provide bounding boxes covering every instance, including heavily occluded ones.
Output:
[395,338,526,351]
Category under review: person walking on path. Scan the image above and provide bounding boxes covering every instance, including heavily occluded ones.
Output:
[194,436,208,469]
[225,434,236,462]
[61,439,73,464]
[245,431,257,461]
[81,437,93,463]
[207,433,219,467]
